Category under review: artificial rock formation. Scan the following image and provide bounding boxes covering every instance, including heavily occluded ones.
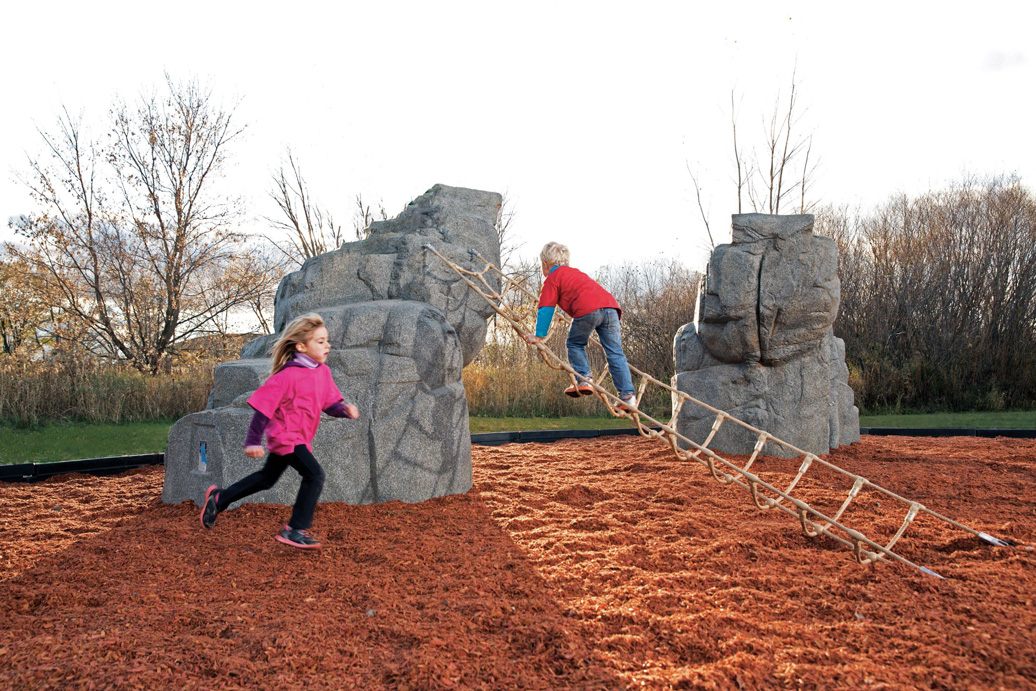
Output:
[672,213,859,457]
[162,184,502,507]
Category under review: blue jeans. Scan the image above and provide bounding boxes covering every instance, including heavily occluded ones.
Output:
[566,308,635,397]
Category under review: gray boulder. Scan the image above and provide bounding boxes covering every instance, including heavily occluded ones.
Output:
[673,213,859,458]
[826,333,861,448]
[163,184,501,508]
[265,184,502,366]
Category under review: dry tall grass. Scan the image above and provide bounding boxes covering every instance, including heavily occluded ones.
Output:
[0,358,213,426]
[2,298,684,427]
[463,359,672,419]
[463,326,673,420]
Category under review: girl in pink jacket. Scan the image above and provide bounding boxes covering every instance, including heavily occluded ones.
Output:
[199,313,358,549]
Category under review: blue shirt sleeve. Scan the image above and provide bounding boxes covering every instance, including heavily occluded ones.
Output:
[535,306,555,338]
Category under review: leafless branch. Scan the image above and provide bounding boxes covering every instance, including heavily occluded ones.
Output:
[686,163,715,250]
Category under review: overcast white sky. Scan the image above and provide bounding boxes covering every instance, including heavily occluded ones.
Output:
[2,1,1033,273]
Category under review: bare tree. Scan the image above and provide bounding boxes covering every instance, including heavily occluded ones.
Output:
[814,175,1036,411]
[686,164,716,250]
[13,75,277,372]
[496,193,522,269]
[235,243,284,335]
[352,193,388,241]
[266,151,349,265]
[266,148,393,266]
[687,74,817,254]
[731,90,748,214]
[0,245,51,355]
[799,135,816,213]
[200,242,283,337]
[728,69,819,215]
[597,259,702,381]
[463,193,524,338]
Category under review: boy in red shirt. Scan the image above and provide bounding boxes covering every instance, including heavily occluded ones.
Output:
[524,242,636,407]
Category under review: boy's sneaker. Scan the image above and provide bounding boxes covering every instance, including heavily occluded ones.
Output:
[564,379,595,398]
[618,394,637,411]
[200,485,221,529]
[275,525,322,550]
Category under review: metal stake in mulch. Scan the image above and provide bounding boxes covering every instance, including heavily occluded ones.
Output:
[424,243,1017,579]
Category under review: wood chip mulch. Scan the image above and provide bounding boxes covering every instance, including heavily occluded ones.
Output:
[1,434,1034,690]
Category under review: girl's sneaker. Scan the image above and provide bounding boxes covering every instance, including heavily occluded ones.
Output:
[200,485,221,529]
[275,525,322,549]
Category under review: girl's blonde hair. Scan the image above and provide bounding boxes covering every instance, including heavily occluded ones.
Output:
[539,241,570,268]
[270,312,326,374]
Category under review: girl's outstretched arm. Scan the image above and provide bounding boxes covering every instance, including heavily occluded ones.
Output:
[244,408,268,457]
[325,400,359,419]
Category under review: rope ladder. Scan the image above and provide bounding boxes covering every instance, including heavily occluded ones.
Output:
[423,243,1015,579]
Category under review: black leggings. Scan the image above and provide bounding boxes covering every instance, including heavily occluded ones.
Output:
[216,445,326,530]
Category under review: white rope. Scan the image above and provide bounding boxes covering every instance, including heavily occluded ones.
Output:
[425,244,1016,578]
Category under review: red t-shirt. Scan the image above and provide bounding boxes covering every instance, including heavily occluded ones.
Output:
[537,265,621,319]
[247,364,344,455]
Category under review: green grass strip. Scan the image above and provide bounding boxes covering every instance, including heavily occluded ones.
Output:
[3,411,1032,465]
[1,416,638,465]
[0,421,174,465]
[859,409,1035,429]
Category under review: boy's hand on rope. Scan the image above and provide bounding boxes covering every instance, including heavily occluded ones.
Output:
[523,334,544,344]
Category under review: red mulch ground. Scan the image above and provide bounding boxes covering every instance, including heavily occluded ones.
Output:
[1,435,1034,690]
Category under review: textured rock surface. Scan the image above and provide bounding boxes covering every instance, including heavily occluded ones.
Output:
[673,213,859,457]
[263,185,502,366]
[163,185,501,507]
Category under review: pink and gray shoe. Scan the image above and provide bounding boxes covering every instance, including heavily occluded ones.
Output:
[275,525,322,549]
[200,485,221,529]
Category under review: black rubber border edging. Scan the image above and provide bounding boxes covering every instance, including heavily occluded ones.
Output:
[471,426,662,447]
[3,427,1034,483]
[0,453,164,483]
[473,427,1036,446]
[860,427,1036,438]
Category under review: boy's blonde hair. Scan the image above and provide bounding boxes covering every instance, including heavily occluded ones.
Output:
[270,312,326,374]
[539,241,570,268]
